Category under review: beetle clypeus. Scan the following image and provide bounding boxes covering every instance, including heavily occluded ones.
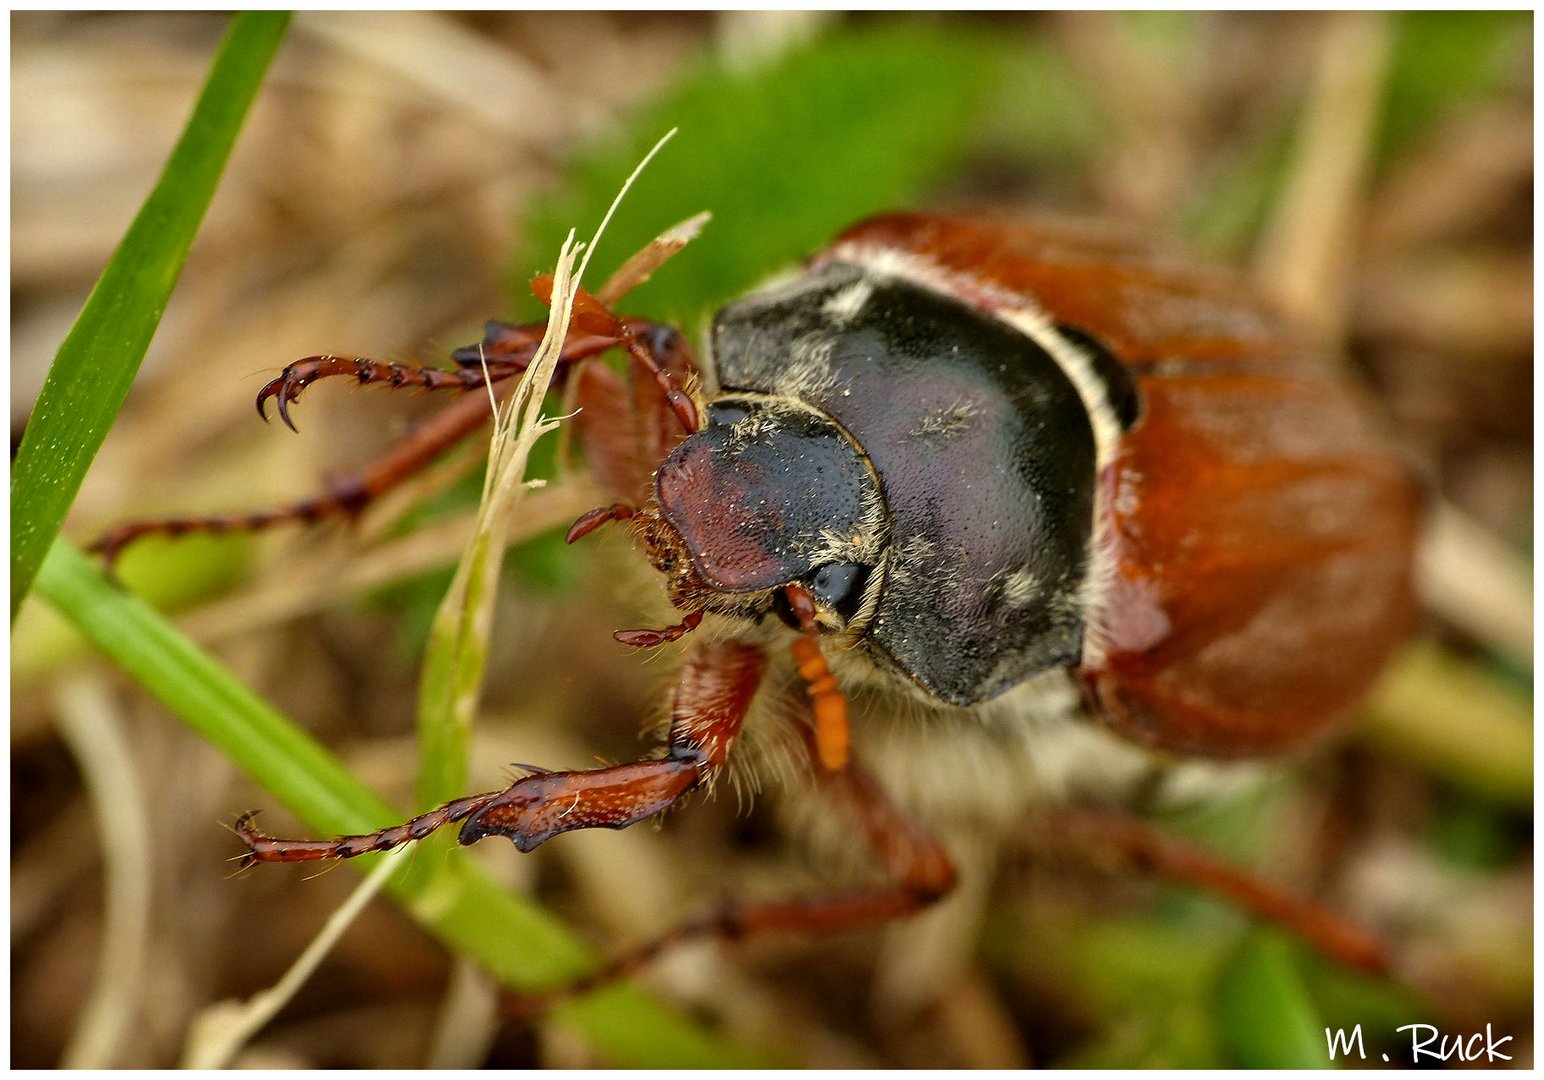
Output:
[98,211,1420,1004]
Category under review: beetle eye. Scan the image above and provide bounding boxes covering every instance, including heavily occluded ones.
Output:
[808,562,870,622]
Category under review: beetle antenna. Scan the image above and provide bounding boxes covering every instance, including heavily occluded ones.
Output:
[613,611,703,649]
[783,584,850,772]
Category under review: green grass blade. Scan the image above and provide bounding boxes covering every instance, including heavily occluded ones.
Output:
[10,12,290,623]
[31,540,774,1068]
[1214,929,1335,1069]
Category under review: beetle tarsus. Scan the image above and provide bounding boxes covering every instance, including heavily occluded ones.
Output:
[256,355,513,434]
[233,792,503,864]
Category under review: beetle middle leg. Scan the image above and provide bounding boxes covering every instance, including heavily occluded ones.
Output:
[91,386,504,567]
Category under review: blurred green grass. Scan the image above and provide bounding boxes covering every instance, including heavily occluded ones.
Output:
[517,23,1011,324]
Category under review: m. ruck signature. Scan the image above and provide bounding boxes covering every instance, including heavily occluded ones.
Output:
[1326,1023,1514,1065]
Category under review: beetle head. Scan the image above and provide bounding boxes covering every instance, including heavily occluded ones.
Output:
[636,394,887,633]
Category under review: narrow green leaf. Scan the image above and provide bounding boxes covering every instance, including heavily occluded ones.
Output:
[1214,929,1335,1069]
[10,12,290,622]
[31,540,775,1068]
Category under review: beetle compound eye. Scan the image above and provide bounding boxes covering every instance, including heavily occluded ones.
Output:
[809,562,869,623]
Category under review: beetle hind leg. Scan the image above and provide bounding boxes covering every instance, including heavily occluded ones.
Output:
[1041,809,1392,976]
[90,489,364,570]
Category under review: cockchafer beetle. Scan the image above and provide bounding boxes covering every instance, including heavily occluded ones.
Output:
[97,211,1421,995]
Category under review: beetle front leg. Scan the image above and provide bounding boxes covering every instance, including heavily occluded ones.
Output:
[461,639,763,849]
[510,719,958,1015]
[91,387,505,567]
[234,641,766,864]
[92,374,512,566]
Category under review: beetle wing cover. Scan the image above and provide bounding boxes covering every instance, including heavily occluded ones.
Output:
[1090,369,1420,756]
[837,213,1421,756]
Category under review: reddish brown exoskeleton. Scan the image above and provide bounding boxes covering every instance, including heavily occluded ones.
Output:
[100,213,1419,1006]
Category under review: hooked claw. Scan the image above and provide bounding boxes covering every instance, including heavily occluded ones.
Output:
[228,809,265,870]
[255,370,303,433]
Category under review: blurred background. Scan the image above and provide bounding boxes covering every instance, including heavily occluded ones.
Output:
[11,10,1533,1068]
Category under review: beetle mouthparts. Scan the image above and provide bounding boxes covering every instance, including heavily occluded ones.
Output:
[784,584,851,772]
[614,610,704,649]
